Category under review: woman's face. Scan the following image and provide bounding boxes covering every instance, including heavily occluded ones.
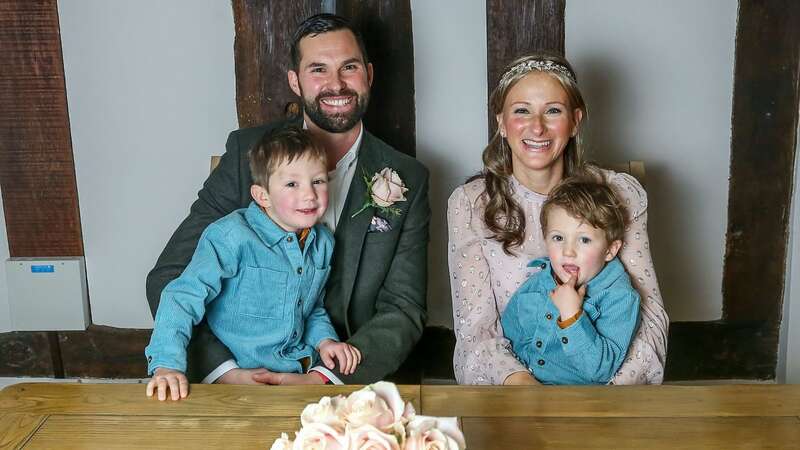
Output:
[496,71,583,179]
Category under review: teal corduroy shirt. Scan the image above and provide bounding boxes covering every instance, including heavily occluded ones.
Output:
[145,202,337,375]
[501,257,640,384]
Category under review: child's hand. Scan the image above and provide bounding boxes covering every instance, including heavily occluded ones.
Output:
[318,339,362,375]
[549,273,586,320]
[146,367,189,401]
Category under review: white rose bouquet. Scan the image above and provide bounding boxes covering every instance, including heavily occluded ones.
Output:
[270,382,466,450]
[351,167,409,218]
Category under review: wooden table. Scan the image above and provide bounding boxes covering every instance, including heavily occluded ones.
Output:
[1,383,799,449]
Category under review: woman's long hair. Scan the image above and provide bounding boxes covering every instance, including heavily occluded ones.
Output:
[479,53,588,255]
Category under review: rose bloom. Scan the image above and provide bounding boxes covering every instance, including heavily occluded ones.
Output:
[269,433,293,450]
[405,416,466,450]
[347,424,402,450]
[292,422,350,450]
[301,395,347,432]
[370,168,407,207]
[336,381,415,440]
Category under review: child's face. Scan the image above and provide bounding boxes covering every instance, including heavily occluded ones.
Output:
[544,206,622,287]
[252,155,328,232]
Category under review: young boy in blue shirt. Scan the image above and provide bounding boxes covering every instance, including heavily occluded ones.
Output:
[145,127,360,400]
[501,173,640,385]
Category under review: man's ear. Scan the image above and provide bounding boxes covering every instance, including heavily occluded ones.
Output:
[288,70,301,97]
[367,62,374,87]
[605,239,623,261]
[251,184,271,209]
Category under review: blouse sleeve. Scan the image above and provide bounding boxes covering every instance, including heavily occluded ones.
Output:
[447,185,528,384]
[607,172,670,384]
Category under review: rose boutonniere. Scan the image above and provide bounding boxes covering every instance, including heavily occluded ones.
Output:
[351,167,408,218]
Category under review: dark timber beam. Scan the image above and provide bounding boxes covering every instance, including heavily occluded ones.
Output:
[232,0,327,128]
[336,0,416,156]
[0,0,83,257]
[486,0,565,133]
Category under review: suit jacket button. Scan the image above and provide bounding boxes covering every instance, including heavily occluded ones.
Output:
[297,267,303,275]
[536,340,543,348]
[537,359,545,366]
[287,236,294,243]
[561,337,569,344]
[545,313,553,320]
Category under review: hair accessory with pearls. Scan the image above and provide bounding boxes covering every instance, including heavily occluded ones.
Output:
[501,59,576,84]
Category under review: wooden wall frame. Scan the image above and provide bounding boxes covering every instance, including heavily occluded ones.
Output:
[665,0,800,380]
[0,0,83,377]
[2,1,798,382]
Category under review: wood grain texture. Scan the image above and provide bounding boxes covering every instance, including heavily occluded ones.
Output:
[0,0,84,257]
[0,383,421,417]
[232,0,326,128]
[486,0,565,132]
[5,385,800,450]
[336,0,416,156]
[461,417,800,450]
[722,0,800,322]
[57,325,150,378]
[420,385,800,418]
[0,332,56,377]
[24,415,300,450]
[0,413,47,450]
[665,320,778,381]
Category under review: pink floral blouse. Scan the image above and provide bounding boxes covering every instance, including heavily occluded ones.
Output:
[447,171,669,385]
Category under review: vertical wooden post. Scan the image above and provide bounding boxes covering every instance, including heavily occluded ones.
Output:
[336,0,416,156]
[485,0,565,132]
[232,0,327,128]
[0,0,83,257]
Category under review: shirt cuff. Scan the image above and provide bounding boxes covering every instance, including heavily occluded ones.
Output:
[202,359,239,384]
[309,366,343,385]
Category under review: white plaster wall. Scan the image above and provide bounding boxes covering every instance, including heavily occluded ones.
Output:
[412,0,488,327]
[781,126,800,384]
[58,1,238,327]
[0,190,10,332]
[566,0,738,321]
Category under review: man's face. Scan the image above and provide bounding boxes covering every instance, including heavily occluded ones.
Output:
[288,29,373,133]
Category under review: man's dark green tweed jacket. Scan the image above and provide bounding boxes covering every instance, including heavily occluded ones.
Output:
[146,120,430,384]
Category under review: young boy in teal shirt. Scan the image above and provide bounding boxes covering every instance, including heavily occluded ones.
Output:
[501,173,640,384]
[145,127,360,400]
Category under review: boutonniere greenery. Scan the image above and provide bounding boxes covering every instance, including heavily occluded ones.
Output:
[351,167,409,218]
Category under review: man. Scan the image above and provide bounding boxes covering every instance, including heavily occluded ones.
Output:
[146,13,429,387]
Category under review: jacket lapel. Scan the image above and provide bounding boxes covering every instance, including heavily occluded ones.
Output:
[335,130,387,317]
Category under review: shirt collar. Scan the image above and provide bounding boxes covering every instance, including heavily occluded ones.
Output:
[528,256,625,297]
[302,120,364,172]
[244,201,316,248]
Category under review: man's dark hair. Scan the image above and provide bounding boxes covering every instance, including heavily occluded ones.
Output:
[290,13,369,71]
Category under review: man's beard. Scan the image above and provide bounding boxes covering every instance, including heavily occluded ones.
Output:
[301,87,369,133]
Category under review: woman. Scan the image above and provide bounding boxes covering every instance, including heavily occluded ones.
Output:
[448,54,669,385]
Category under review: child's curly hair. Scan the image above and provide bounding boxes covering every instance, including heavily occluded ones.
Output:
[540,170,628,243]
